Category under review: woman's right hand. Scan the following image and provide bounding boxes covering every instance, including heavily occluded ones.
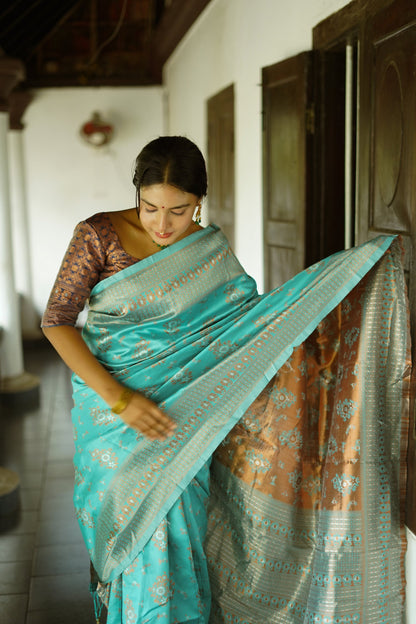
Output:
[42,327,176,441]
[118,391,176,440]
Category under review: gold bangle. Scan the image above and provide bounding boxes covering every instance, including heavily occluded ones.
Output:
[111,388,134,414]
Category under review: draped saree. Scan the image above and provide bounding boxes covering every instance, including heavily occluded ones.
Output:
[71,224,410,624]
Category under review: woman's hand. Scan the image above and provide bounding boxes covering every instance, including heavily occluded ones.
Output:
[42,326,176,441]
[118,392,176,440]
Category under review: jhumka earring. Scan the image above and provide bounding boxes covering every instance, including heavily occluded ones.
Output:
[194,203,202,225]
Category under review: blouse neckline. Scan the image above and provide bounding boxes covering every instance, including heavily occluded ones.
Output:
[100,211,141,261]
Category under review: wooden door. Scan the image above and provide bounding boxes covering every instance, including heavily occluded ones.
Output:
[356,0,416,530]
[262,53,317,291]
[207,84,235,247]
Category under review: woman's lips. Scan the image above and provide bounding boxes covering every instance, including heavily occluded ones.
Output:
[155,232,173,239]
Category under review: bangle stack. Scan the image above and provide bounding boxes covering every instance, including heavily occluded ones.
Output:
[111,388,134,414]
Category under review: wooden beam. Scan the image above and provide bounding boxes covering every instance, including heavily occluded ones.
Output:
[313,1,361,49]
[153,0,212,65]
[312,0,394,49]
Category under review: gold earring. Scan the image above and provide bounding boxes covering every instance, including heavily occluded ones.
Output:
[194,203,202,225]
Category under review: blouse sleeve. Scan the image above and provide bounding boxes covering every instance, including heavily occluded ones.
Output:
[41,220,107,327]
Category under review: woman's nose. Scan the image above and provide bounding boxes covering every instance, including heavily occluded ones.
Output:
[157,211,168,230]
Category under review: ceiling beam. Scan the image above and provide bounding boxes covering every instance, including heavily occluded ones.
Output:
[153,0,211,68]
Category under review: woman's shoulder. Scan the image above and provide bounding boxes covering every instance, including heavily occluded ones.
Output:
[68,213,119,255]
[85,208,137,231]
[84,211,113,229]
[77,212,120,242]
[69,212,111,235]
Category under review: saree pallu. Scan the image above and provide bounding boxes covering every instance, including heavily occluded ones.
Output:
[71,225,410,624]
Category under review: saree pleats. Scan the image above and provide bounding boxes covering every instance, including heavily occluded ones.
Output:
[99,464,211,624]
[70,225,410,623]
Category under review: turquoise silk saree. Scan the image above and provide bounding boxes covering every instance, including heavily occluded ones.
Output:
[71,225,410,624]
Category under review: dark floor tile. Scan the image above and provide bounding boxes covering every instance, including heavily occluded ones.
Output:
[0,399,41,419]
[0,533,35,562]
[12,423,49,442]
[20,488,42,511]
[28,570,92,612]
[51,414,73,429]
[49,434,74,451]
[33,542,89,576]
[16,471,43,490]
[41,477,74,499]
[4,448,45,472]
[26,603,96,624]
[39,495,74,521]
[0,417,49,442]
[49,417,73,432]
[0,594,28,624]
[0,510,37,536]
[0,510,23,534]
[44,460,74,479]
[10,440,48,457]
[0,560,32,593]
[47,444,75,462]
[51,396,72,411]
[38,375,62,392]
[51,392,73,408]
[36,516,81,547]
[49,424,73,439]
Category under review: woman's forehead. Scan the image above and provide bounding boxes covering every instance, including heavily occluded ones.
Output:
[140,183,197,206]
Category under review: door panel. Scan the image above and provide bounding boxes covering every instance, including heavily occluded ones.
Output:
[207,84,235,248]
[262,53,315,291]
[371,34,413,236]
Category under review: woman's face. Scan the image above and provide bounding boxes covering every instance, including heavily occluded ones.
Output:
[139,183,200,246]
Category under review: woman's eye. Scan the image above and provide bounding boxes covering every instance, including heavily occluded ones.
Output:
[141,206,186,215]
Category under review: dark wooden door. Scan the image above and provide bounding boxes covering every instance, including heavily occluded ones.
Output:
[357,0,416,530]
[262,53,317,291]
[207,84,235,247]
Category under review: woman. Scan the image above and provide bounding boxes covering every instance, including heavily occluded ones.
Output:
[42,136,410,624]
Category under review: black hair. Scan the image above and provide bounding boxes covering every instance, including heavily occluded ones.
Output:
[132,136,208,199]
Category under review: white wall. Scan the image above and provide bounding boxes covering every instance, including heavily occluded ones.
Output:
[407,528,416,621]
[22,86,165,315]
[163,0,415,619]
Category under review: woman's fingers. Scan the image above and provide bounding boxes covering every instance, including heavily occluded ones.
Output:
[119,392,176,440]
[136,412,173,439]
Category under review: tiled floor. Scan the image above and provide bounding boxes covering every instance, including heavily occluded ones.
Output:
[0,341,97,624]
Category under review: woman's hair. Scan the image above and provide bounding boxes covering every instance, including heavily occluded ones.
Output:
[132,136,207,198]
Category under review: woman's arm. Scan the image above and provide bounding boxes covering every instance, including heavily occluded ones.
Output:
[42,325,175,440]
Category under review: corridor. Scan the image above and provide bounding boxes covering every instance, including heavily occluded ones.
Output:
[0,341,96,623]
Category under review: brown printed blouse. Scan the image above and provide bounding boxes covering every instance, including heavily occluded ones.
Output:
[42,212,138,327]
